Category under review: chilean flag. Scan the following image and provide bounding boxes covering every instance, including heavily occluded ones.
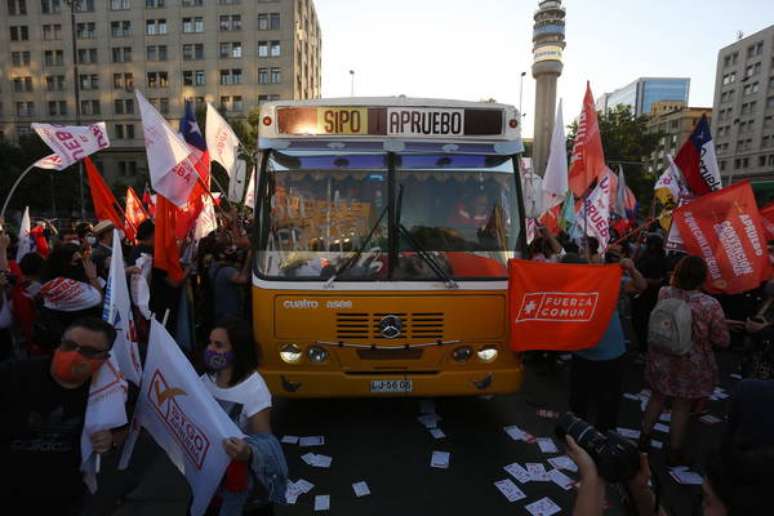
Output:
[176,101,211,239]
[673,115,722,196]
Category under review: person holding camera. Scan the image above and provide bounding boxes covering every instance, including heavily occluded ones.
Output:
[640,255,730,466]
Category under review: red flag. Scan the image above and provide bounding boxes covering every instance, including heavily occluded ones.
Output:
[673,181,769,294]
[760,202,774,241]
[84,157,124,231]
[154,195,185,283]
[125,187,149,243]
[174,149,210,240]
[142,183,156,218]
[509,260,622,352]
[539,205,561,235]
[568,82,606,198]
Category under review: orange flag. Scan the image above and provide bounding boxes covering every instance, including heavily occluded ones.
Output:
[760,202,774,241]
[569,82,606,198]
[84,157,125,231]
[154,195,185,283]
[509,259,621,352]
[125,187,149,243]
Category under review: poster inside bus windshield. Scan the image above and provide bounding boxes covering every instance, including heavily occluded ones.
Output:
[276,106,509,138]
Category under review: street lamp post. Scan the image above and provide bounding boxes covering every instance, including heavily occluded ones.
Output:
[349,70,355,97]
[65,0,86,220]
[519,71,526,116]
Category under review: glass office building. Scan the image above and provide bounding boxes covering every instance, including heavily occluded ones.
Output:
[603,78,690,116]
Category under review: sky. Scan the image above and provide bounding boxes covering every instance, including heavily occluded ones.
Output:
[315,0,774,138]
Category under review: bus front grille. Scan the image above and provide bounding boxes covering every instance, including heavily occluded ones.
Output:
[336,312,445,340]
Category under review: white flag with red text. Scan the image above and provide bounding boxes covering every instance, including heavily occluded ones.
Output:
[15,206,32,262]
[542,99,569,213]
[32,122,110,170]
[119,319,242,516]
[136,90,196,207]
[205,102,241,178]
[576,170,612,252]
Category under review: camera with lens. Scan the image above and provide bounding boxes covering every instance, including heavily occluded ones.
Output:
[555,412,640,483]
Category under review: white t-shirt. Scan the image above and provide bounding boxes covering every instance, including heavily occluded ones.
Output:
[201,371,272,433]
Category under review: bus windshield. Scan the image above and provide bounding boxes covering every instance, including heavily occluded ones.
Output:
[255,151,522,281]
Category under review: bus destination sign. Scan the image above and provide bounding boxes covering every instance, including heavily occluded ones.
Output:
[277,106,505,138]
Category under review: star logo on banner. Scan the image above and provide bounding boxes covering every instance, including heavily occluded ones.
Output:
[523,300,537,315]
[188,121,202,136]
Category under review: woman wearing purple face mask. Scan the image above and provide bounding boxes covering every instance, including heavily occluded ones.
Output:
[201,316,287,516]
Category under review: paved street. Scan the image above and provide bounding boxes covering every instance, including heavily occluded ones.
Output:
[272,351,741,515]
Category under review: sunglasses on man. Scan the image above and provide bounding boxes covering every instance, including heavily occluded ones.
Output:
[59,338,110,359]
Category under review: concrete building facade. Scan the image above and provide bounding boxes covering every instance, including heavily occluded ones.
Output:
[531,0,565,177]
[644,103,713,176]
[0,0,321,186]
[712,24,774,182]
[599,77,690,117]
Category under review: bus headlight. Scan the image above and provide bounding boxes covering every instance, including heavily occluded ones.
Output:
[452,346,473,362]
[279,343,303,364]
[477,346,499,363]
[307,346,328,364]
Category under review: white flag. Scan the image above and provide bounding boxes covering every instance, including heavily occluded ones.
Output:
[244,166,256,210]
[80,354,128,493]
[227,159,248,203]
[654,154,683,203]
[193,195,217,242]
[205,102,241,178]
[577,171,612,252]
[32,122,110,170]
[136,90,196,207]
[542,99,568,213]
[15,206,32,262]
[102,229,143,386]
[615,165,628,217]
[120,319,242,516]
[521,171,544,219]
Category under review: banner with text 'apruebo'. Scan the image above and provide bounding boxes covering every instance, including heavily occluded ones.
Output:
[509,260,621,352]
[673,181,769,294]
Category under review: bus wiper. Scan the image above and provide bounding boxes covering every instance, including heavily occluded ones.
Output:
[324,203,389,288]
[395,185,458,289]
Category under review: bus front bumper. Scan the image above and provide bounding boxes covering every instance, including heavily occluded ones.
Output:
[261,367,524,398]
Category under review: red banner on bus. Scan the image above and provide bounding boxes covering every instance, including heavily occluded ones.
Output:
[508,260,621,352]
[673,181,769,294]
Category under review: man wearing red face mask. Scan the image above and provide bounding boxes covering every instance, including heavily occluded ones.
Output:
[0,317,121,515]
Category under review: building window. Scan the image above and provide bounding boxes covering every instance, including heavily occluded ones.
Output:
[40,0,61,14]
[113,72,134,90]
[76,22,96,39]
[219,14,241,31]
[765,116,774,129]
[42,24,62,40]
[44,50,65,66]
[258,40,268,57]
[146,19,167,35]
[731,52,738,65]
[10,26,30,41]
[79,74,99,90]
[219,95,243,111]
[270,41,281,57]
[181,0,202,5]
[147,71,169,88]
[7,0,27,15]
[77,48,98,64]
[46,75,65,91]
[80,99,100,115]
[74,0,94,11]
[183,70,206,86]
[768,97,774,109]
[219,69,242,85]
[16,101,35,117]
[112,47,132,63]
[145,0,164,7]
[113,98,134,114]
[13,76,33,92]
[219,0,239,4]
[48,100,65,116]
[258,67,268,84]
[110,0,129,10]
[769,155,774,167]
[147,45,168,61]
[182,43,204,60]
[182,17,204,33]
[110,21,131,37]
[270,13,280,30]
[11,51,31,66]
[118,160,138,177]
[270,67,281,84]
[219,42,242,58]
[719,161,726,171]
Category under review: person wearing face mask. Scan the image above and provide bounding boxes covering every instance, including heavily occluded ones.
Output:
[35,243,103,350]
[0,317,125,515]
[200,316,287,516]
[90,220,115,282]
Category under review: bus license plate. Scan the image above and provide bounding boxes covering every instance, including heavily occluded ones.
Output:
[370,379,413,393]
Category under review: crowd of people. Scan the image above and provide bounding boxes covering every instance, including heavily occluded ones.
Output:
[1,206,774,515]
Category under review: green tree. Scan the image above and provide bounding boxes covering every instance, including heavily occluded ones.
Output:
[566,105,663,213]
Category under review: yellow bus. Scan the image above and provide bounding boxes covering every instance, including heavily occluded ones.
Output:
[252,97,527,397]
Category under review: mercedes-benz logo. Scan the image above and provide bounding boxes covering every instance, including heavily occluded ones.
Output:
[379,315,403,339]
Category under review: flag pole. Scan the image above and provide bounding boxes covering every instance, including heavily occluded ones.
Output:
[1,163,38,218]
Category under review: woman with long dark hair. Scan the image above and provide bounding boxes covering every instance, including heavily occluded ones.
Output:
[201,316,287,516]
